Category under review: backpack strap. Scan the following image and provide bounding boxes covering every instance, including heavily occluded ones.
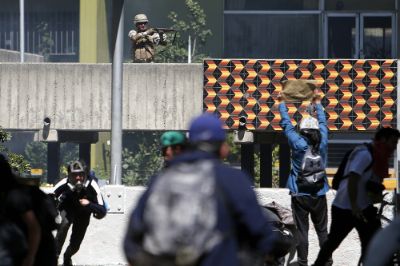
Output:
[363,143,374,173]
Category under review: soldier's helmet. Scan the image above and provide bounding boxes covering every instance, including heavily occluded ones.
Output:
[134,14,149,25]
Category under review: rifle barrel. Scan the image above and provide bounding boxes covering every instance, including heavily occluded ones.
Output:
[153,27,176,33]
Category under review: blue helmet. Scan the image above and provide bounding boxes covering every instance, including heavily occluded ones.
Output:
[189,113,226,143]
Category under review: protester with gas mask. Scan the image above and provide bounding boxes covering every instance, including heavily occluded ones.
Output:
[53,160,106,266]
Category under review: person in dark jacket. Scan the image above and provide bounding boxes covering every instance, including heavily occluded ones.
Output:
[278,91,331,266]
[124,113,275,266]
[53,160,106,266]
[0,153,56,266]
[0,213,28,266]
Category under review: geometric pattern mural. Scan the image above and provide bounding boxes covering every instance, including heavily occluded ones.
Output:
[204,59,397,131]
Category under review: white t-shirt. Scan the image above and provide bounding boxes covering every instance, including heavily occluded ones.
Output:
[333,146,373,210]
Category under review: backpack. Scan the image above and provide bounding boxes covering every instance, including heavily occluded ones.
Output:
[141,159,223,266]
[297,146,326,194]
[332,143,373,190]
[238,203,296,266]
[262,202,296,259]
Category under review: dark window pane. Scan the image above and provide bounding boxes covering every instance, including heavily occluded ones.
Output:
[363,17,392,58]
[328,17,356,58]
[224,14,319,58]
[225,0,319,10]
[326,0,395,11]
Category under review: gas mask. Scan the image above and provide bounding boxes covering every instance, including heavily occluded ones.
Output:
[67,174,86,193]
[74,181,84,193]
[67,161,88,193]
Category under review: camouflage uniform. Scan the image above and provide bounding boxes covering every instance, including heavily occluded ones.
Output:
[128,14,166,63]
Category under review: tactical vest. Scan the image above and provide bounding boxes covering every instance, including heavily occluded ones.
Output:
[132,29,156,62]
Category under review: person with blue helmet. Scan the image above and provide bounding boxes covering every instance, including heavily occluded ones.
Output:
[124,113,276,266]
[278,89,331,266]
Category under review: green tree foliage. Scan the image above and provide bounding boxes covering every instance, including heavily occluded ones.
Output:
[225,133,281,188]
[36,22,54,61]
[225,132,241,163]
[122,144,163,186]
[155,0,212,63]
[0,127,31,174]
[121,131,164,186]
[91,166,110,180]
[118,131,281,188]
[24,142,79,180]
[60,143,79,167]
[24,142,47,170]
[272,145,280,187]
[58,143,79,178]
[0,127,10,147]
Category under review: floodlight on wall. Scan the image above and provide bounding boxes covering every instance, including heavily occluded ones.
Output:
[35,116,58,142]
[233,116,254,144]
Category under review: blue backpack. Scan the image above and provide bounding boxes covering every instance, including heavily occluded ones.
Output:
[297,146,326,194]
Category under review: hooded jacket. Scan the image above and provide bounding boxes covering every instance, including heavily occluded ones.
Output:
[124,151,275,266]
[279,102,330,196]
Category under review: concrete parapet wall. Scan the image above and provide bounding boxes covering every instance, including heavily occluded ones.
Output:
[58,186,364,266]
[0,49,44,62]
[0,63,203,131]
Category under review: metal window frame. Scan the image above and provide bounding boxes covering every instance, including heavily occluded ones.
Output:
[323,11,397,58]
[223,10,323,58]
[323,13,359,58]
[360,12,396,58]
[224,10,322,15]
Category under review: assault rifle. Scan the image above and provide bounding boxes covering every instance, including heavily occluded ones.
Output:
[151,27,176,34]
[151,28,177,45]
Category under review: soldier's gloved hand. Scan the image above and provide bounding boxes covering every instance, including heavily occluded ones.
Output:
[152,33,161,45]
[160,32,167,43]
[138,31,148,38]
[128,30,136,39]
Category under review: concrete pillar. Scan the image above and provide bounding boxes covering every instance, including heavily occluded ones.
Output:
[47,142,60,184]
[279,143,290,188]
[241,144,254,182]
[79,143,91,170]
[260,144,272,187]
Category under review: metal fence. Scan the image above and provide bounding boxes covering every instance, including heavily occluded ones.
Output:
[0,12,79,61]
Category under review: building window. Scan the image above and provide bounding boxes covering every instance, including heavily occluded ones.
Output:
[325,0,395,11]
[0,11,79,62]
[224,14,320,58]
[225,0,319,10]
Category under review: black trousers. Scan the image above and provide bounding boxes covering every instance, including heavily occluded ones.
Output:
[55,210,90,259]
[313,205,381,266]
[291,195,330,266]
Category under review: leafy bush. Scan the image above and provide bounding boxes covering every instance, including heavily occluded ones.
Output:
[155,0,212,63]
[0,127,31,174]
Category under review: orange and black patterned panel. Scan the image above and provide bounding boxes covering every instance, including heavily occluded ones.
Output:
[203,59,397,131]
